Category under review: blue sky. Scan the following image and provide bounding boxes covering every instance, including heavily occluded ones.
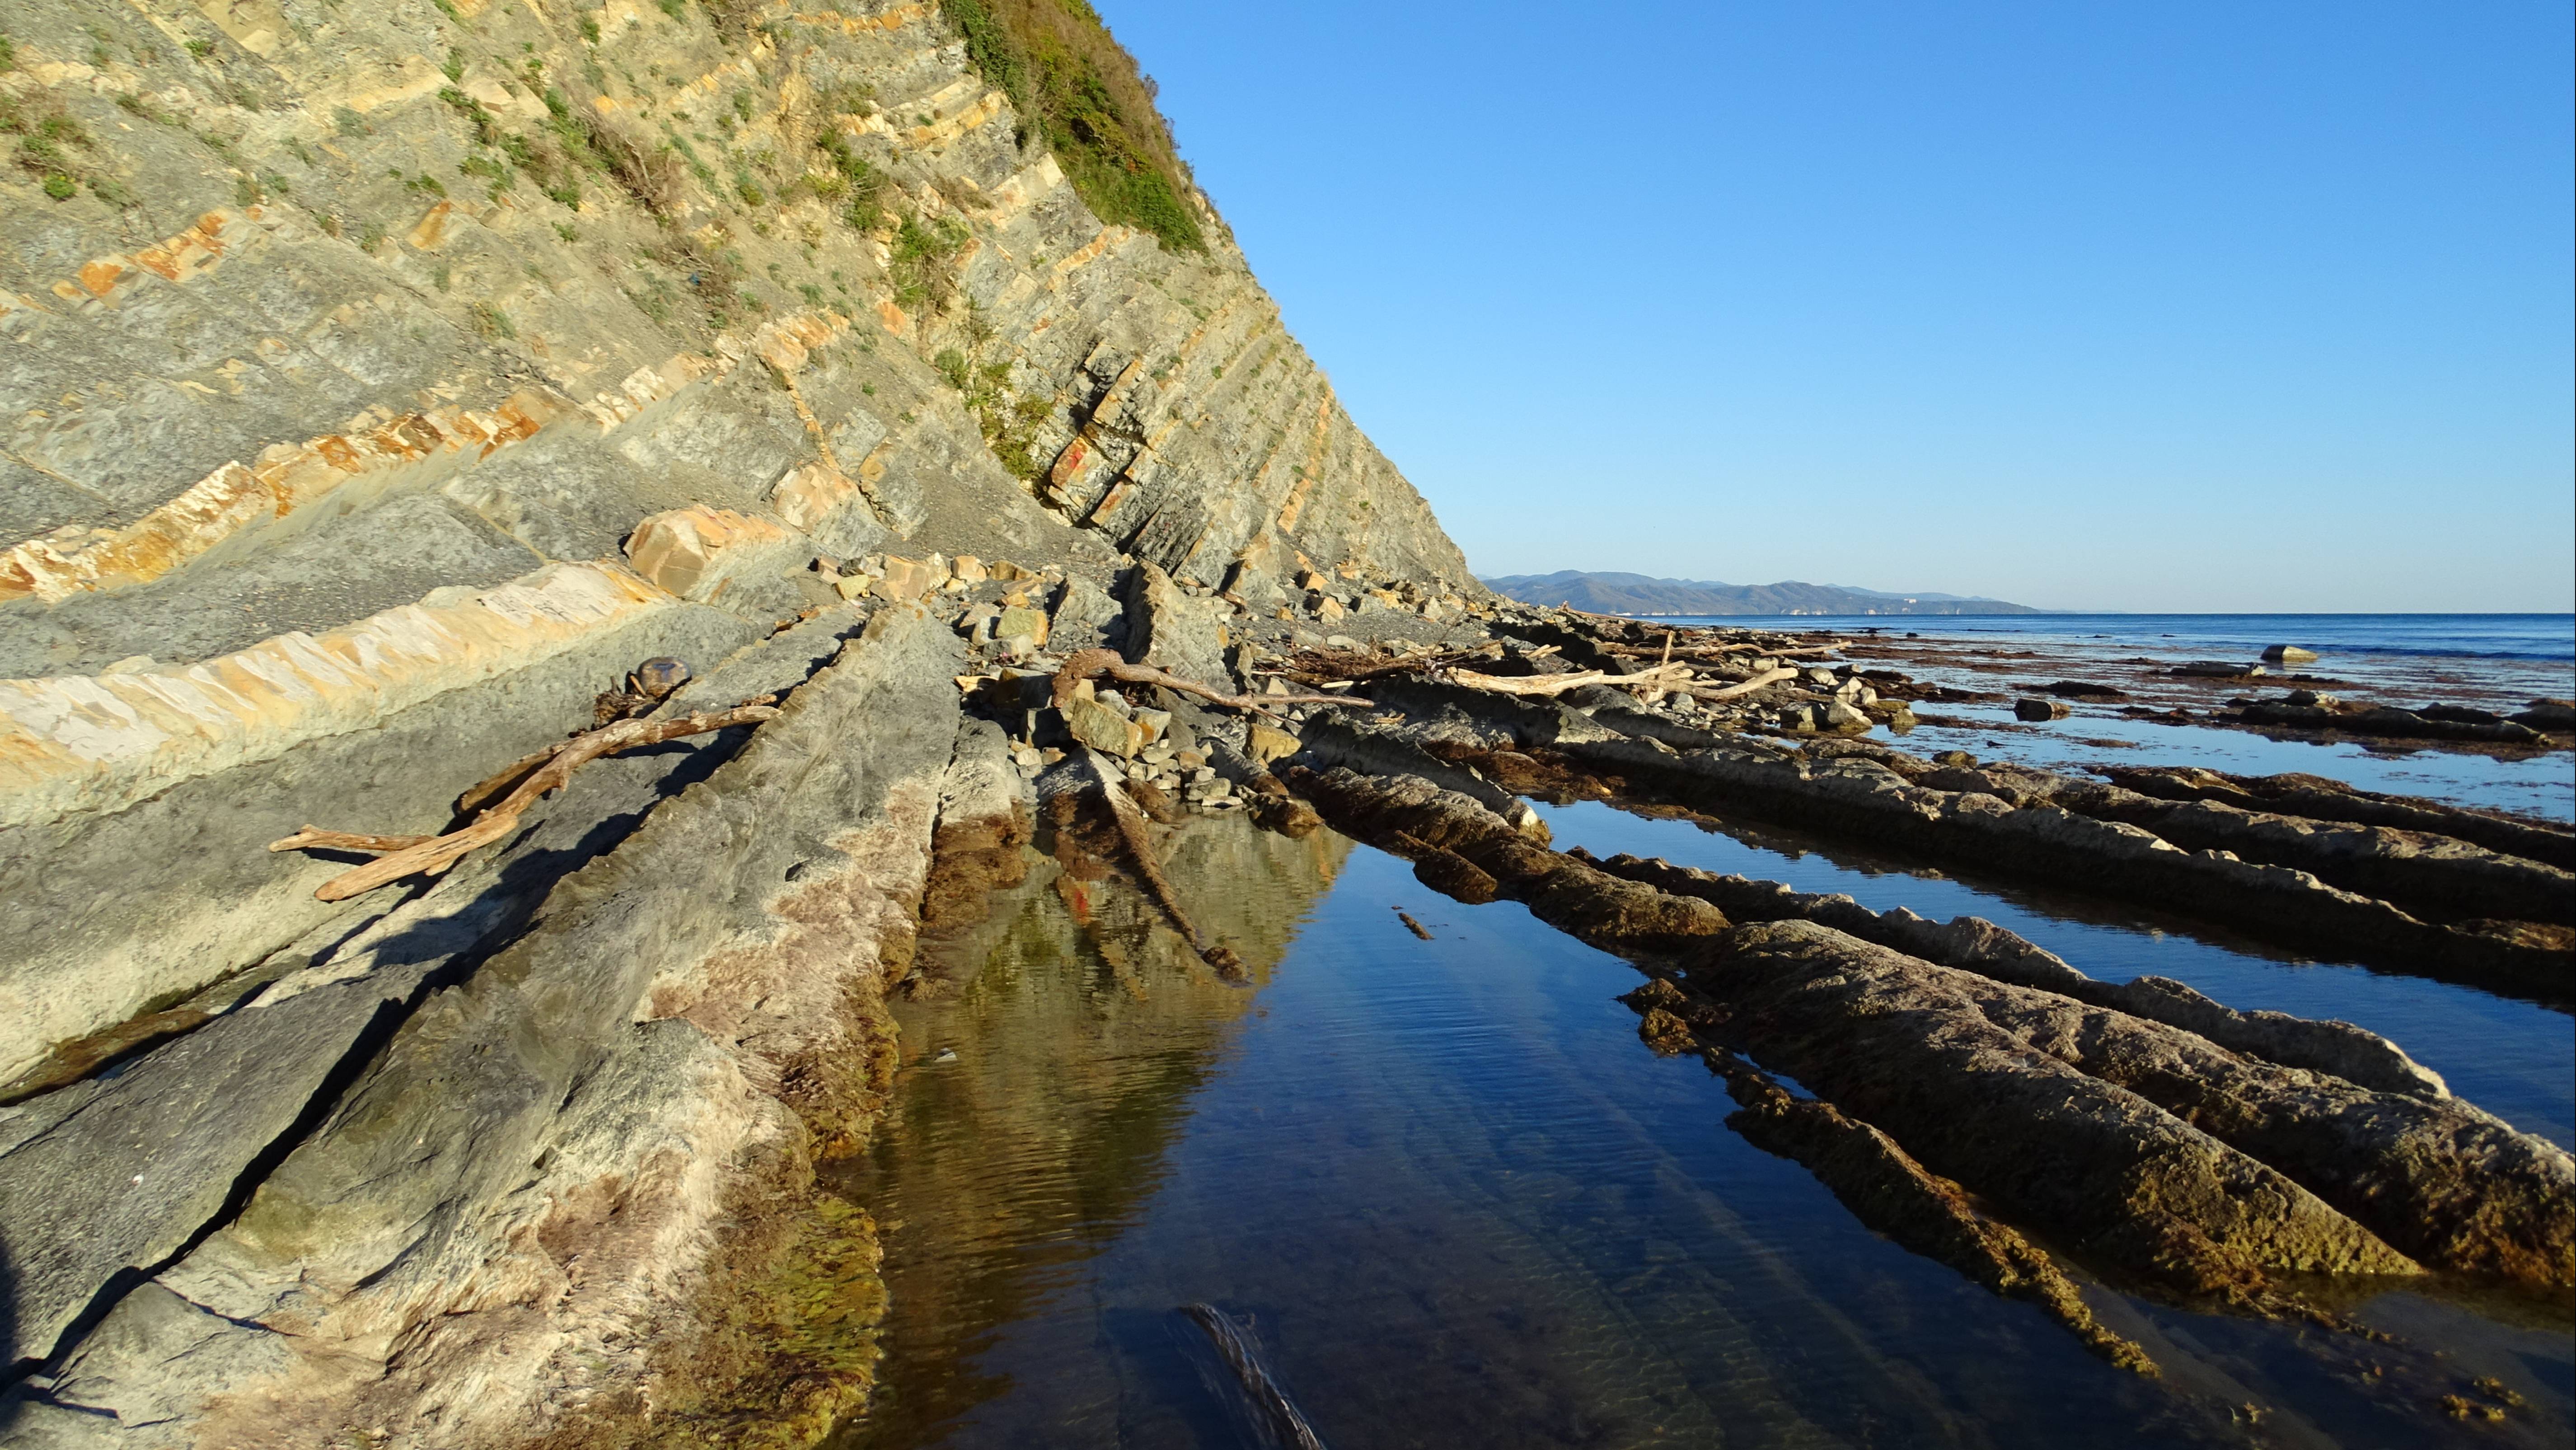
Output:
[1102,1,2574,612]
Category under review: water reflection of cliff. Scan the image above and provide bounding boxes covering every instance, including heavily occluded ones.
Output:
[825,818,1351,1448]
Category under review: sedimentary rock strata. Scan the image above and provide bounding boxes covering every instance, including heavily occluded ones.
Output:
[0,0,2564,1438]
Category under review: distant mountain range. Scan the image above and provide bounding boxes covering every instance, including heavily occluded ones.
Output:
[1481,571,2042,617]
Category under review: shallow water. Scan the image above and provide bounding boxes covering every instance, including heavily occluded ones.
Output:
[1889,699,2576,823]
[1644,612,2576,821]
[832,815,2574,1450]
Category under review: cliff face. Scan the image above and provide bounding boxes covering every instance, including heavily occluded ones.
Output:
[0,1,1473,1442]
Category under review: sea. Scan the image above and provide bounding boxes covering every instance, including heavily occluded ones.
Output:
[1627,611,2574,666]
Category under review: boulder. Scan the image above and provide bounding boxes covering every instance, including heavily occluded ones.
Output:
[1819,700,1871,733]
[1049,573,1122,650]
[1123,561,1233,688]
[877,554,946,602]
[623,507,795,601]
[2261,644,2319,664]
[2013,698,2071,721]
[766,462,860,534]
[1864,700,1918,730]
[1247,723,1302,765]
[993,604,1051,646]
[1062,696,1143,758]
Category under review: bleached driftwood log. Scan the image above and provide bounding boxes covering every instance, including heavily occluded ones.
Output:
[1049,646,1363,717]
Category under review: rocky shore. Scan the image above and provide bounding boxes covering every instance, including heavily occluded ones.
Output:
[0,0,2567,1443]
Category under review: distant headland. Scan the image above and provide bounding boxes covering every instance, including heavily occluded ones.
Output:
[1480,571,2042,617]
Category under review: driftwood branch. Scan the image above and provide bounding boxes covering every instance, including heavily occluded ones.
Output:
[1443,663,1693,698]
[1684,665,1800,701]
[1437,661,1798,705]
[1050,647,1364,718]
[266,828,438,855]
[271,702,780,901]
[1272,641,1503,684]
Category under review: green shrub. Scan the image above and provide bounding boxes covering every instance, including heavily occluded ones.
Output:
[43,172,75,200]
[440,88,499,144]
[935,309,1051,479]
[15,136,69,172]
[945,0,1202,252]
[888,214,968,309]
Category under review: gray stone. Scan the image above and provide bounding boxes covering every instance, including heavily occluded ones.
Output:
[1048,573,1123,652]
[1062,695,1142,758]
[39,1283,297,1440]
[1819,700,1870,732]
[1121,562,1234,688]
[0,957,431,1364]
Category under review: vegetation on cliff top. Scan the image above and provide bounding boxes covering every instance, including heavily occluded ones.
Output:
[945,0,1206,253]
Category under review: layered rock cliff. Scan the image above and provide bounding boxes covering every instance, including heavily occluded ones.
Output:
[0,0,1472,1442]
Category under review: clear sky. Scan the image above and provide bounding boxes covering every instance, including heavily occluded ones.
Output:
[1101,1,2574,613]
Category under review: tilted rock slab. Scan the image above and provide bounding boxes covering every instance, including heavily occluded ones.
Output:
[7,605,962,1447]
[1279,765,2576,1303]
[0,564,756,1085]
[1687,921,2422,1287]
[2099,764,2576,873]
[1581,851,2450,1099]
[1551,734,2570,993]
